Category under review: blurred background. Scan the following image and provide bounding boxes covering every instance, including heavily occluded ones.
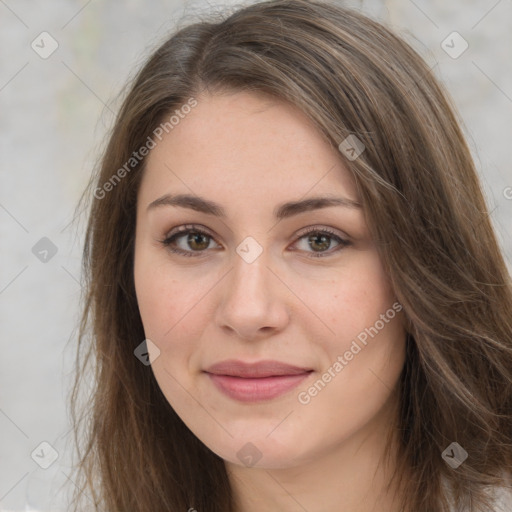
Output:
[1,0,511,509]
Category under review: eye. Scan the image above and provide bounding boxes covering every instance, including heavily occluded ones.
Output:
[159,224,351,258]
[159,224,220,258]
[291,226,351,258]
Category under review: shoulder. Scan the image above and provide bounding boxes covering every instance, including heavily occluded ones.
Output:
[445,476,512,512]
[492,485,512,512]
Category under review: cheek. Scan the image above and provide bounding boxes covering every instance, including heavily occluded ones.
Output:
[133,251,216,349]
[299,248,404,395]
[292,258,405,446]
[294,248,397,345]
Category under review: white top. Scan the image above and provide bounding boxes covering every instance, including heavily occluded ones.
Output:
[449,485,512,511]
[488,486,512,511]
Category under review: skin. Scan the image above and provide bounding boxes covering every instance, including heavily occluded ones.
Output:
[133,90,407,512]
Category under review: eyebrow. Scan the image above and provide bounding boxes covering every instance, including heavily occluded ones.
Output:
[147,193,361,220]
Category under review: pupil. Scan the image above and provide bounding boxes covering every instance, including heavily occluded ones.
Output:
[189,233,209,250]
[310,234,329,251]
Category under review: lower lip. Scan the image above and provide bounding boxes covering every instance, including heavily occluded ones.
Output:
[206,372,312,402]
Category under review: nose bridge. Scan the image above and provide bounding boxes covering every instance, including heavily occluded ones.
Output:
[230,238,272,302]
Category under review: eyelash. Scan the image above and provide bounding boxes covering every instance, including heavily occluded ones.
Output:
[159,224,351,259]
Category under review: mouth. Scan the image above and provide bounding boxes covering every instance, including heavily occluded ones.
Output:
[204,359,314,403]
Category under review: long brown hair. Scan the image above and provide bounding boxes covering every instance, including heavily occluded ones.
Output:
[71,1,512,510]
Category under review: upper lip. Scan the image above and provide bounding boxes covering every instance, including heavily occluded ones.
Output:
[204,359,313,378]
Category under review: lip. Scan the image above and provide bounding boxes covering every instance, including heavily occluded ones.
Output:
[204,359,313,402]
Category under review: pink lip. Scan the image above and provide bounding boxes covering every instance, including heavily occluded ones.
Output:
[204,359,313,402]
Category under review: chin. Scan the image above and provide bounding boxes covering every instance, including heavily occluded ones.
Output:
[203,428,310,470]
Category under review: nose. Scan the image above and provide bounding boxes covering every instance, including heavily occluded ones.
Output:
[214,248,290,341]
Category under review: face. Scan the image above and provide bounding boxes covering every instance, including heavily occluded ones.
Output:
[133,90,406,469]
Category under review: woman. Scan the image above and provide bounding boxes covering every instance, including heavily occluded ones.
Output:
[71,0,512,510]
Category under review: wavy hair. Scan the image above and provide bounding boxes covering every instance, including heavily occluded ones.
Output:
[71,1,512,510]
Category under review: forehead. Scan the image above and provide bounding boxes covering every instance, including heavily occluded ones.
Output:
[139,91,358,207]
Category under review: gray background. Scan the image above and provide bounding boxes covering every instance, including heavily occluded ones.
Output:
[1,0,511,510]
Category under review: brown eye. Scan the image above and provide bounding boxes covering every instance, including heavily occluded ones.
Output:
[185,232,210,251]
[161,225,219,257]
[292,227,351,258]
[307,233,333,252]
[159,224,351,259]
